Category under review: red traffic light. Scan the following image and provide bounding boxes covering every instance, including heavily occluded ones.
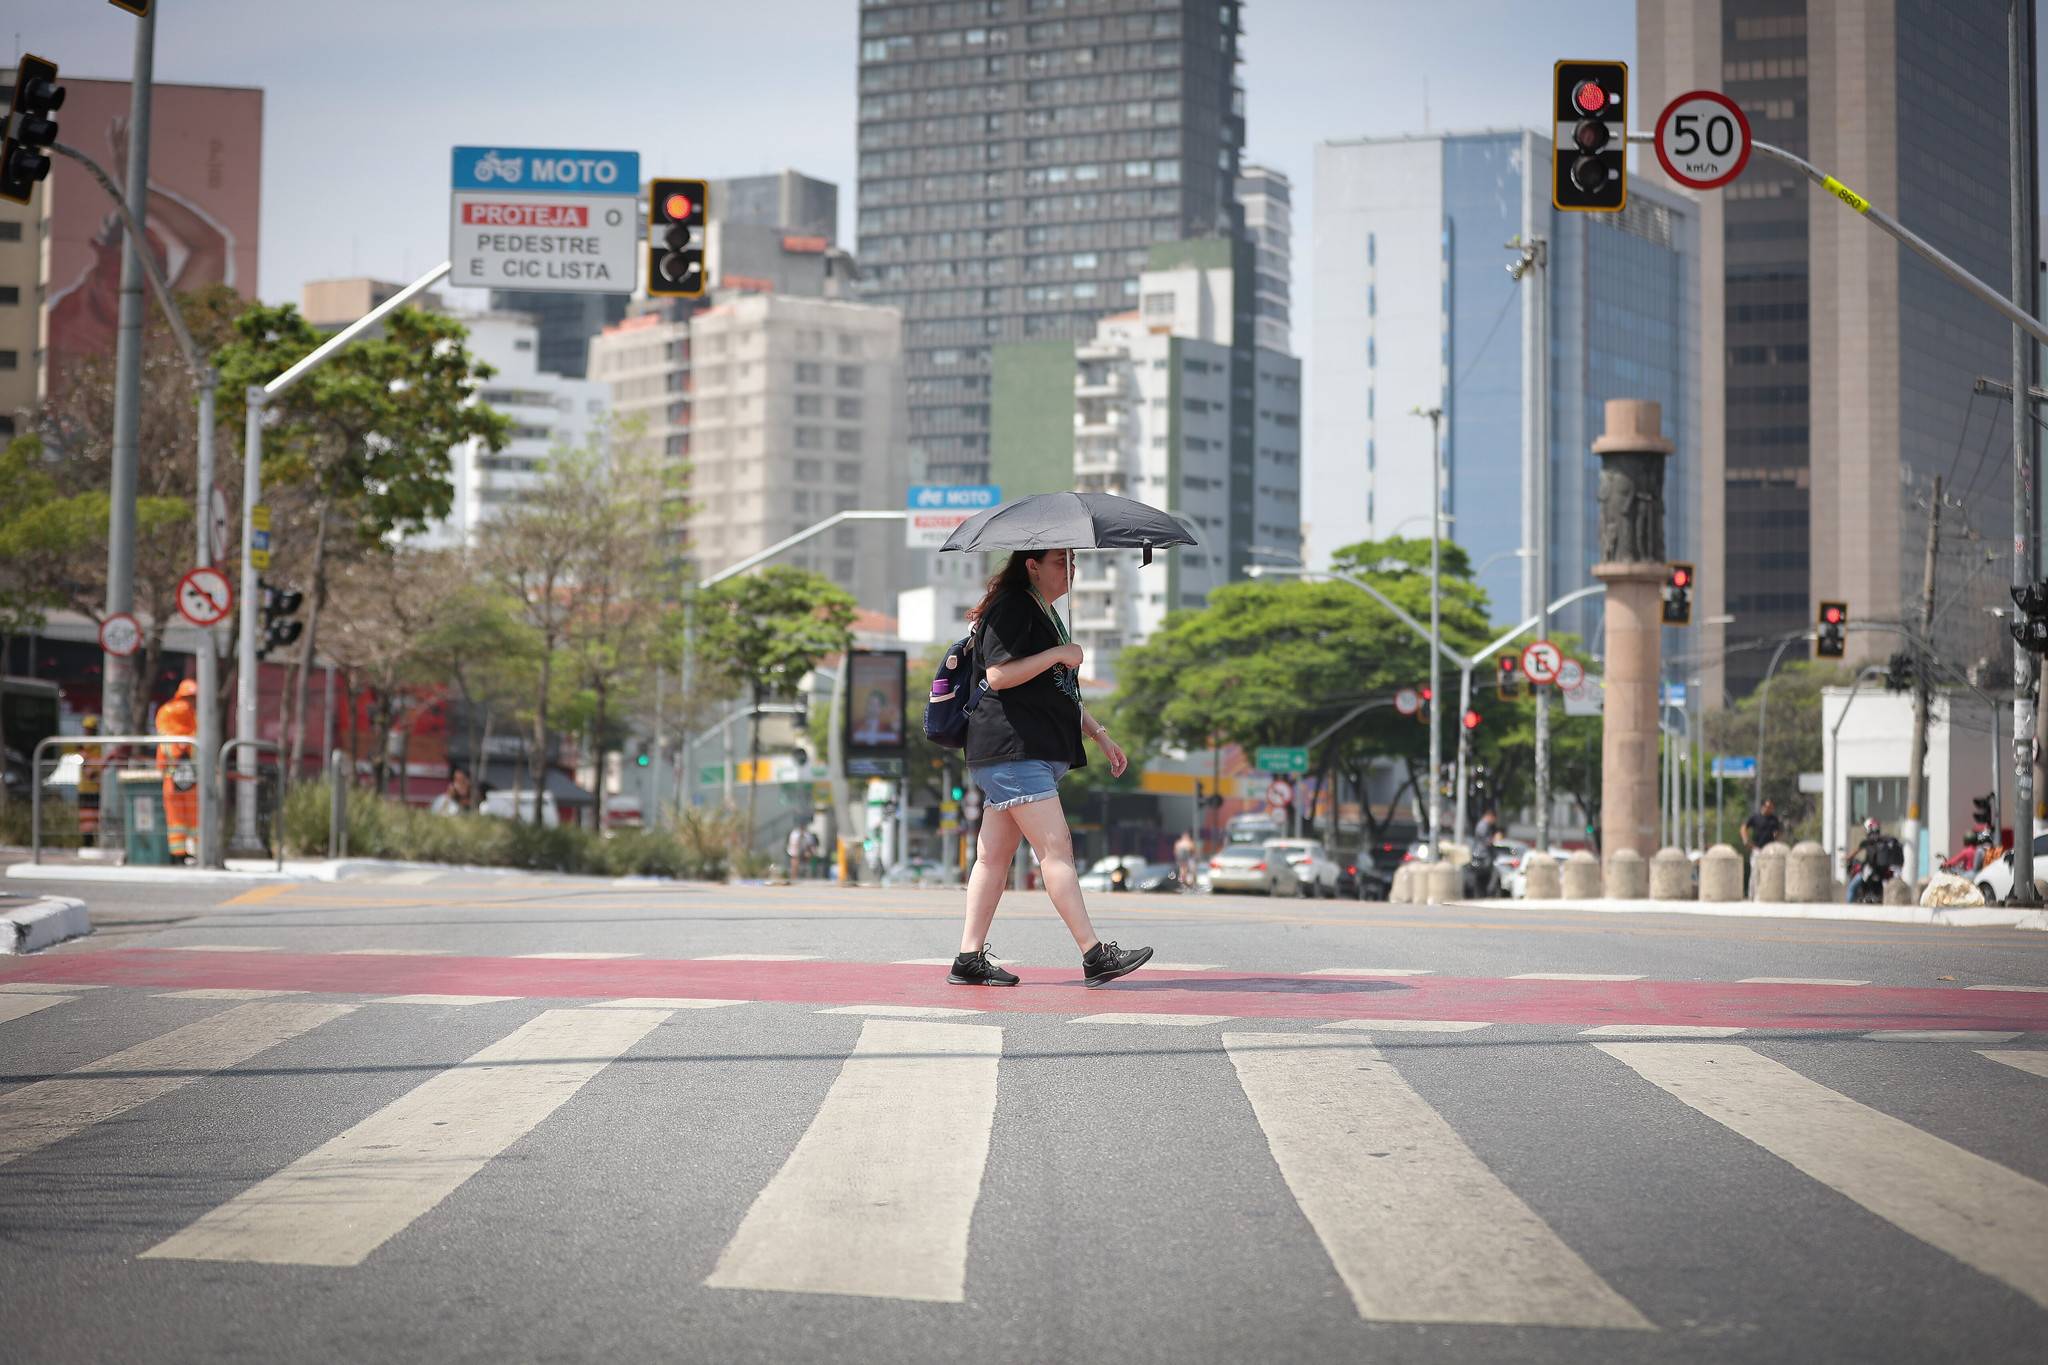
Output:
[1499,656,1518,674]
[1671,567,1690,588]
[1462,709,1482,731]
[1573,80,1608,115]
[1419,686,1432,701]
[662,191,694,221]
[1823,606,1843,625]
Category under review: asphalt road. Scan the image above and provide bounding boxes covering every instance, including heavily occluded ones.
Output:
[3,872,2046,1365]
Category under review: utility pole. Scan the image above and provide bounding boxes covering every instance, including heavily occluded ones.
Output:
[100,6,155,735]
[1904,477,1941,883]
[1413,405,1445,861]
[2010,0,2042,903]
[1510,230,1552,849]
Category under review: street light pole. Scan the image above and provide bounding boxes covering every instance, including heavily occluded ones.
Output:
[1509,232,1554,851]
[1414,405,1445,859]
[2008,0,2040,903]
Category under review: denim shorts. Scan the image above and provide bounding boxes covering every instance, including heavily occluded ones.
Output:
[971,759,1069,812]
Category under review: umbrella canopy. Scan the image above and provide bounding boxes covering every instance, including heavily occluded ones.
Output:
[939,491,1198,564]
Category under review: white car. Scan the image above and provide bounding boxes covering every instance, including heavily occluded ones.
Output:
[1972,833,2048,905]
[1078,854,1151,892]
[1207,842,1290,896]
[1505,847,1578,899]
[1266,839,1341,898]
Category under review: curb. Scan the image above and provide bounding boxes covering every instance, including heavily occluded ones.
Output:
[1454,896,2048,930]
[1,857,496,887]
[0,896,91,953]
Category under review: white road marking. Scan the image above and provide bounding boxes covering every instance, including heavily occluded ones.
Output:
[1304,967,1434,977]
[1966,983,2048,993]
[157,989,307,1001]
[0,993,74,1026]
[369,994,519,1006]
[1864,1030,2022,1043]
[164,945,281,952]
[1071,1012,1232,1027]
[695,954,822,962]
[0,981,102,993]
[1318,1019,1492,1033]
[585,997,744,1010]
[1145,962,1222,971]
[1979,1050,2048,1080]
[1600,1042,2048,1310]
[337,948,451,956]
[705,1019,1001,1303]
[1579,1025,1744,1038]
[1510,972,1645,981]
[1739,977,1870,987]
[143,1008,671,1267]
[0,1001,355,1167]
[513,952,639,960]
[818,1004,984,1018]
[1224,1032,1650,1329]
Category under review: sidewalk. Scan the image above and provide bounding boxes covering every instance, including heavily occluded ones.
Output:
[2,853,475,887]
[1452,895,2048,931]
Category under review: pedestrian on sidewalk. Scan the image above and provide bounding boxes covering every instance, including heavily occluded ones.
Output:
[947,547,1152,988]
[1173,828,1198,891]
[787,822,809,884]
[1741,798,1783,896]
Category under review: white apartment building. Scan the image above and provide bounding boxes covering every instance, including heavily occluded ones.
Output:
[425,312,608,550]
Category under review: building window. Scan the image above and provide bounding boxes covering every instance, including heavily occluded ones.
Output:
[795,362,822,384]
[834,430,862,453]
[1143,292,1175,317]
[794,426,822,449]
[0,222,20,242]
[0,285,17,305]
[794,458,823,481]
[0,349,16,370]
[835,396,863,419]
[835,365,864,387]
[795,394,823,416]
[834,460,862,481]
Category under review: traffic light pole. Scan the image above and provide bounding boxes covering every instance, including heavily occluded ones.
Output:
[1510,232,1554,853]
[234,259,453,850]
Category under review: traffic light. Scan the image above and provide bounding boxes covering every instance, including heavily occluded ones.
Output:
[1462,709,1482,731]
[1416,685,1432,723]
[1,55,64,206]
[951,781,966,802]
[2012,580,2048,653]
[1661,562,1694,625]
[107,0,151,14]
[1552,60,1627,212]
[634,744,651,768]
[647,178,707,298]
[1496,654,1521,701]
[1815,600,1847,659]
[257,579,304,660]
[1972,794,1995,827]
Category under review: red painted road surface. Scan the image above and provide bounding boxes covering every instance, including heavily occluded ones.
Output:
[4,950,2047,1032]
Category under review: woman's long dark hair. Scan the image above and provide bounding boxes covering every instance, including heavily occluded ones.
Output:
[969,549,1053,624]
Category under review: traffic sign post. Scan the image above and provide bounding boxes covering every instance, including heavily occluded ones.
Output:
[907,484,1002,550]
[1654,91,1753,191]
[176,566,234,629]
[1255,746,1310,775]
[208,488,229,565]
[450,147,640,295]
[1556,657,1586,693]
[98,613,141,658]
[1394,687,1420,717]
[1521,640,1564,685]
[1265,779,1294,809]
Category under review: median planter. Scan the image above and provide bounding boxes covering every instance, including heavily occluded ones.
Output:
[1604,847,1648,899]
[1522,851,1561,900]
[1649,848,1694,901]
[1424,862,1461,905]
[1561,850,1601,899]
[1698,844,1742,902]
[1389,864,1413,904]
[1751,842,1788,902]
[1883,875,1916,906]
[1785,841,1830,902]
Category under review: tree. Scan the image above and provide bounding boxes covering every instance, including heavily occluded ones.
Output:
[215,303,508,774]
[1706,659,1851,841]
[319,548,455,796]
[409,569,539,790]
[696,566,857,850]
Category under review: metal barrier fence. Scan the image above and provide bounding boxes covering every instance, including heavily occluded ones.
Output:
[26,734,283,870]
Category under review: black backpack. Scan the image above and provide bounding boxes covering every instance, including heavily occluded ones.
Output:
[922,628,987,750]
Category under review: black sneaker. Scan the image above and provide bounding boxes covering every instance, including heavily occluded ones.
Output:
[1082,940,1153,987]
[948,944,1020,987]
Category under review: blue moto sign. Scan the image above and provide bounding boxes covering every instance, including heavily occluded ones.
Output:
[907,484,1001,548]
[451,146,639,193]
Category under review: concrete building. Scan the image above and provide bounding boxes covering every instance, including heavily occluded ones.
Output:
[0,177,51,440]
[423,313,608,550]
[985,238,1299,681]
[1638,0,2035,698]
[485,290,626,380]
[1236,163,1292,354]
[301,277,444,329]
[855,0,1249,485]
[1822,685,2004,883]
[1309,130,1699,645]
[591,291,911,617]
[713,170,838,239]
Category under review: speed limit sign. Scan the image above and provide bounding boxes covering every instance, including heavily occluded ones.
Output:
[1654,91,1752,190]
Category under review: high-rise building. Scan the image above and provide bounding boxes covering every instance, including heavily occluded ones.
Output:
[980,238,1298,678]
[0,177,51,440]
[855,0,1248,485]
[1309,130,1699,645]
[713,170,839,238]
[1236,163,1291,354]
[1639,0,2034,698]
[484,291,626,379]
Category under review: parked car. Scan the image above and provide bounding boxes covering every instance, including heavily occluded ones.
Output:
[1336,850,1393,900]
[1504,847,1577,899]
[1266,838,1341,898]
[1078,854,1150,892]
[1973,832,2048,904]
[479,789,560,828]
[1207,841,1289,896]
[1127,861,1183,893]
[1225,813,1286,846]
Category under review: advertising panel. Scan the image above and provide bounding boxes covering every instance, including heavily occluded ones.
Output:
[845,649,907,761]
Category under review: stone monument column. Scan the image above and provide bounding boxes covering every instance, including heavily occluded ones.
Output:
[1591,399,1674,862]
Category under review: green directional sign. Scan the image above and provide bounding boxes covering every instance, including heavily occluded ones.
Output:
[1255,746,1310,775]
[697,765,724,786]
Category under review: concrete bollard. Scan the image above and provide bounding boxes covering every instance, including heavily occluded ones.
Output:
[1785,841,1830,903]
[1522,852,1561,900]
[1883,875,1916,906]
[1698,844,1742,902]
[1389,864,1413,904]
[1561,849,1601,900]
[1649,848,1694,900]
[1752,842,1788,902]
[1425,861,1461,904]
[1604,847,1649,899]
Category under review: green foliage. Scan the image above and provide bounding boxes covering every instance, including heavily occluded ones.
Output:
[0,794,80,849]
[697,566,859,704]
[1706,659,1852,838]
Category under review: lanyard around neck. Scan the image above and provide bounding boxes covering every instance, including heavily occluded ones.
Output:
[1028,586,1071,644]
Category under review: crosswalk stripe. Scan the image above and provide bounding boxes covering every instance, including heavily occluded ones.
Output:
[705,1019,1001,1303]
[369,994,518,1006]
[165,945,280,952]
[337,948,450,956]
[143,1007,672,1267]
[1740,977,1870,986]
[1864,1030,2021,1043]
[157,989,306,1001]
[584,997,743,1010]
[1977,1050,2048,1080]
[1598,1042,2048,1310]
[0,1001,355,1168]
[1966,984,2048,993]
[1318,1019,1491,1033]
[1072,1012,1232,1027]
[1511,972,1644,981]
[0,981,102,993]
[1223,1032,1651,1328]
[0,993,75,1026]
[1579,1025,1744,1038]
[1304,967,1433,977]
[818,1004,984,1018]
[696,953,821,961]
[514,952,638,959]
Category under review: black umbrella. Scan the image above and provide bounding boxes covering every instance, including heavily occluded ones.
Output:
[939,491,1198,565]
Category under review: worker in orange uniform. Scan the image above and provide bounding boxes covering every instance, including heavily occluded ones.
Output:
[154,680,201,863]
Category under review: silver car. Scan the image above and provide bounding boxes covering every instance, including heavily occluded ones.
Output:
[1206,841,1288,896]
[1265,838,1341,898]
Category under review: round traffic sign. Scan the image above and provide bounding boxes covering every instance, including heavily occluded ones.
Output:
[1556,657,1586,693]
[176,566,235,628]
[1654,90,1752,190]
[99,612,142,658]
[1394,687,1420,717]
[1521,640,1564,686]
[1266,779,1294,809]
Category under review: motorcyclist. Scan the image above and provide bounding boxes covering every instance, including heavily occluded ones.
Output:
[1845,818,1902,903]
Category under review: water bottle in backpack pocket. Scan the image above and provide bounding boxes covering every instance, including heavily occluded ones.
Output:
[923,630,987,749]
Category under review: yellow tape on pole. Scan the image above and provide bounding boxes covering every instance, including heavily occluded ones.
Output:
[1822,175,1870,214]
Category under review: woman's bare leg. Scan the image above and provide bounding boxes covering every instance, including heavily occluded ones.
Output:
[1008,797,1100,951]
[958,806,1023,953]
